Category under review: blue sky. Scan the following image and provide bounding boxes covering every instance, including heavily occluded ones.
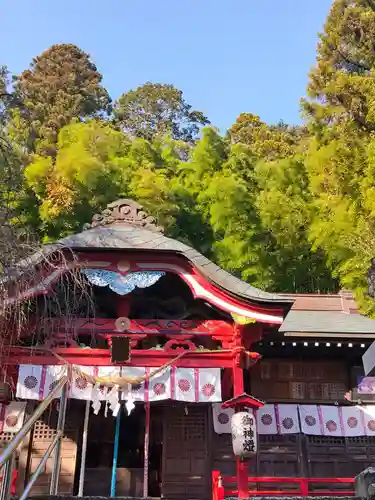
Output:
[0,0,332,131]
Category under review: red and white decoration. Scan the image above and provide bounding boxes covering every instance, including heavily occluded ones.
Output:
[257,404,278,435]
[17,365,44,400]
[121,367,146,401]
[70,366,96,401]
[320,405,342,437]
[44,365,67,399]
[213,403,375,437]
[299,405,321,435]
[148,367,171,402]
[361,406,375,436]
[277,404,300,434]
[212,403,234,434]
[16,364,221,403]
[0,402,26,433]
[341,405,364,437]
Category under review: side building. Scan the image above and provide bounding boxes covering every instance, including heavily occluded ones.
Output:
[213,291,375,496]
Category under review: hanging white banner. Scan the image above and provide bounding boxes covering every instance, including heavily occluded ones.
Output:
[148,367,171,402]
[16,364,222,404]
[198,368,221,403]
[299,405,321,435]
[213,403,375,437]
[257,404,278,435]
[44,365,67,399]
[121,367,146,402]
[16,365,44,401]
[362,405,375,436]
[70,366,96,401]
[277,404,299,434]
[2,402,27,433]
[341,406,364,437]
[320,405,343,437]
[174,367,196,402]
[212,403,234,434]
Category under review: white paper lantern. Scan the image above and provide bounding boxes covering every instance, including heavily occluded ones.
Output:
[231,410,257,458]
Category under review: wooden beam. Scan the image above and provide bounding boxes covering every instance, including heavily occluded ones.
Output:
[3,347,237,368]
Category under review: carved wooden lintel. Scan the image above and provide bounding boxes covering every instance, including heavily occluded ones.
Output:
[83,199,164,233]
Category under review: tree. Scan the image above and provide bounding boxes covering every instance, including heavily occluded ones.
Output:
[303,0,375,132]
[254,155,336,292]
[228,113,306,161]
[303,0,375,313]
[24,121,129,239]
[0,66,13,127]
[10,44,111,156]
[114,82,209,143]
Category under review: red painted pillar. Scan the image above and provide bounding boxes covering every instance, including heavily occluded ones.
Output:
[232,359,248,499]
[236,458,249,499]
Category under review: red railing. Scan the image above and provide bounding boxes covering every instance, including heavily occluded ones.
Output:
[0,469,18,496]
[212,471,355,499]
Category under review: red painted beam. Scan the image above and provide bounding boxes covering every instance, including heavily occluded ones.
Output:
[3,346,236,367]
[51,318,235,336]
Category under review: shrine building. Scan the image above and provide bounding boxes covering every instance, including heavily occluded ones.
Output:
[1,199,375,500]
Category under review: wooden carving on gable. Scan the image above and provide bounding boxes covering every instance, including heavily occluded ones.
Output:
[83,199,164,233]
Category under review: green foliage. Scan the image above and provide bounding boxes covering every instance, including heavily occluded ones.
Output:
[228,113,306,161]
[24,121,129,239]
[303,0,375,312]
[10,44,111,156]
[114,82,210,143]
[8,20,375,310]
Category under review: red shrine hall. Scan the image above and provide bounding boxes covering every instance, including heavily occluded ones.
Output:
[1,199,375,499]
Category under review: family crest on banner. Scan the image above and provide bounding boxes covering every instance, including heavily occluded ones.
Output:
[16,364,222,406]
[213,403,375,437]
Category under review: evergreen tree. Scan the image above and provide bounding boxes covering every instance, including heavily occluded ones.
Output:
[304,0,375,312]
[10,44,111,156]
[114,82,209,143]
[228,113,305,161]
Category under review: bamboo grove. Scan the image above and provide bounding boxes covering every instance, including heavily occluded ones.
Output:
[2,1,375,314]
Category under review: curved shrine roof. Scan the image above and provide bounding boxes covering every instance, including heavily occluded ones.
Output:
[59,199,292,309]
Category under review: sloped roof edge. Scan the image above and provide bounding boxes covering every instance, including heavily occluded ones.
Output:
[59,224,293,308]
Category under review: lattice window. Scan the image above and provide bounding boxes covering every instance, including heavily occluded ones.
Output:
[308,382,329,400]
[167,408,206,442]
[260,434,298,445]
[33,420,57,441]
[0,433,17,444]
[346,436,375,445]
[290,382,306,399]
[306,435,345,446]
[328,383,346,400]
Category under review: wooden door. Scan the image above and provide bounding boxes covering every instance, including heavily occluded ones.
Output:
[162,404,209,500]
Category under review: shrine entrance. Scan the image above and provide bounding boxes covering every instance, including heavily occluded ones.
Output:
[77,403,163,497]
[162,404,210,500]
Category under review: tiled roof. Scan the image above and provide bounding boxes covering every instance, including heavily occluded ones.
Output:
[278,291,375,335]
[279,310,375,335]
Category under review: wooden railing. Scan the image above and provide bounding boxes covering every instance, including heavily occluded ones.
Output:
[212,470,355,499]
